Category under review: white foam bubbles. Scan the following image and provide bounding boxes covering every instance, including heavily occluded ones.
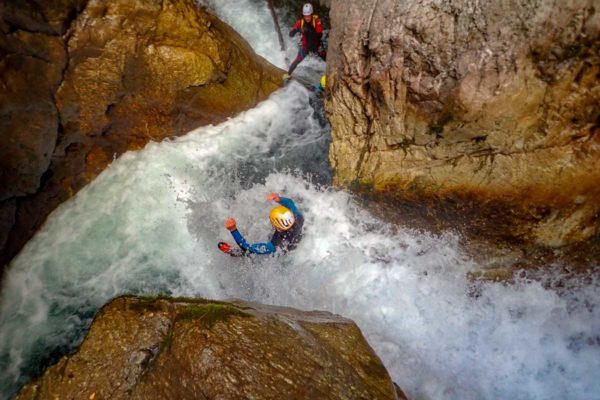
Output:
[197,0,326,83]
[198,0,288,68]
[184,172,600,400]
[0,83,328,396]
[0,81,598,399]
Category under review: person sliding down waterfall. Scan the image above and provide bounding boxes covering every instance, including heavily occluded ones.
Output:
[219,193,304,256]
[284,3,326,79]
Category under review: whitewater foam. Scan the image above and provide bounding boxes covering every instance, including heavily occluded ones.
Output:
[1,2,598,399]
[1,83,598,399]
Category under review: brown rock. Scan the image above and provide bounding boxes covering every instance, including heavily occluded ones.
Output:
[0,0,86,35]
[16,296,400,400]
[0,200,16,250]
[0,0,283,269]
[55,0,282,149]
[325,0,600,246]
[0,30,66,201]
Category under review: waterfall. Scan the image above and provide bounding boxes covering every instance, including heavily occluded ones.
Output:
[0,2,598,399]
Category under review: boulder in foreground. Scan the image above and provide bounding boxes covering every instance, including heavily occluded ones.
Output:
[16,296,404,400]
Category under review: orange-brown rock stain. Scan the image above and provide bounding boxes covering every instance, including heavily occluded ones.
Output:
[326,0,600,248]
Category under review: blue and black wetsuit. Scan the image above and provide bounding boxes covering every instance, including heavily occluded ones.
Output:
[230,197,304,255]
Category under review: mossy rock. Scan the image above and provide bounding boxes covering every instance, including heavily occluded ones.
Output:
[16,295,400,400]
[176,303,251,328]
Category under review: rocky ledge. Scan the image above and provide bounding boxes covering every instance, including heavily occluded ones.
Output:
[325,0,599,246]
[0,0,283,269]
[16,296,405,400]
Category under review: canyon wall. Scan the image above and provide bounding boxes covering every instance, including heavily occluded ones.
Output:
[325,0,599,246]
[0,0,283,268]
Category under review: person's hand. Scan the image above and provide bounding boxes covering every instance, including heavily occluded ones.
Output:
[224,217,237,232]
[267,192,280,202]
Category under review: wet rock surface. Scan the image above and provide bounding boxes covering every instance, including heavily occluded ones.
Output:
[0,30,66,203]
[0,0,283,270]
[325,0,600,246]
[16,296,401,400]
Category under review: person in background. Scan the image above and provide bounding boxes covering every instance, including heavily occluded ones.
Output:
[285,3,326,78]
[314,74,326,93]
[223,193,304,255]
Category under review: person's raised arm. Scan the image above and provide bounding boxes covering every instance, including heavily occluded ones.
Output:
[267,192,280,202]
[225,217,276,255]
[268,193,301,217]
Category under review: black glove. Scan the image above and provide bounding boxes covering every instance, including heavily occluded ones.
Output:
[289,29,298,37]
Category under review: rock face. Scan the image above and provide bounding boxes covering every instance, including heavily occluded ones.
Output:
[325,0,600,246]
[0,0,283,268]
[16,296,402,400]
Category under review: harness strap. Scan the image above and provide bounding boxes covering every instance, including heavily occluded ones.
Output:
[300,15,319,29]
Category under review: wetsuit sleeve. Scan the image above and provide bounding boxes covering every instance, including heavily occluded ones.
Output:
[278,197,302,218]
[315,18,323,37]
[231,229,276,255]
[289,20,301,36]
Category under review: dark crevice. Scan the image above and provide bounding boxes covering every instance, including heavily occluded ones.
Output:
[147,320,210,400]
[51,0,82,153]
[100,122,113,137]
[377,125,594,161]
[36,164,54,194]
[63,2,85,33]
[123,343,162,396]
[573,61,591,85]
[62,0,89,43]
[64,0,89,36]
[354,0,380,181]
[2,49,54,64]
[386,138,414,151]
[101,92,125,127]
[64,142,85,155]
[47,42,70,181]
[429,133,594,162]
[473,135,487,144]
[2,20,57,37]
[3,22,18,35]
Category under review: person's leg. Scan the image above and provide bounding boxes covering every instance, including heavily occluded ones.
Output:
[288,48,307,75]
[287,57,301,76]
[318,47,327,60]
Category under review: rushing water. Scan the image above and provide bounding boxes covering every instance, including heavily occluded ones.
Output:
[1,2,599,400]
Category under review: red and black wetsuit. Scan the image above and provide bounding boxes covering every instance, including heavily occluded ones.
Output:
[288,15,326,75]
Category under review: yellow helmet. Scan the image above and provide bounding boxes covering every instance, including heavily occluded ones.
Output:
[269,205,296,231]
[320,75,326,88]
